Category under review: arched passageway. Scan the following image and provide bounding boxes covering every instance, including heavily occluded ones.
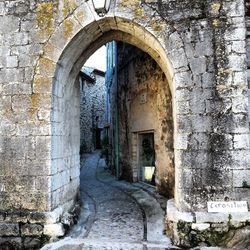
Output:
[46,15,175,247]
[50,17,175,212]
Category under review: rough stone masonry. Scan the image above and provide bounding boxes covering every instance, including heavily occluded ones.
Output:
[0,0,250,249]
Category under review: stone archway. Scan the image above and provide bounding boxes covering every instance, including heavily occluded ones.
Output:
[49,15,175,214]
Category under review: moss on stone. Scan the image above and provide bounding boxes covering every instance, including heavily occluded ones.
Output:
[212,18,220,27]
[119,0,140,8]
[211,2,221,15]
[30,93,40,117]
[134,7,145,17]
[63,19,74,39]
[76,11,85,23]
[63,0,77,18]
[36,2,54,35]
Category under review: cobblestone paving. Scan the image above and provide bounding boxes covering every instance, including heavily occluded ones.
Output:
[79,153,144,242]
[42,152,174,250]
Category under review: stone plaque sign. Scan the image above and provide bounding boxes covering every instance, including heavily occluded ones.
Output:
[207,201,248,213]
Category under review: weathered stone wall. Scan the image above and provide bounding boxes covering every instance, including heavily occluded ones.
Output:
[79,68,106,153]
[114,42,174,197]
[246,2,250,122]
[167,199,250,248]
[0,0,249,248]
[166,0,250,212]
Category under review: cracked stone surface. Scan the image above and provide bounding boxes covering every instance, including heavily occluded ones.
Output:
[41,152,174,250]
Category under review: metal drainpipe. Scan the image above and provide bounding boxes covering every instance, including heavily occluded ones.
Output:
[105,44,109,136]
[114,41,120,178]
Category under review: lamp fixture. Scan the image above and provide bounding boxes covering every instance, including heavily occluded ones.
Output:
[92,0,111,16]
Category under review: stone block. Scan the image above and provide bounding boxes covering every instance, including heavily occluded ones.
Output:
[1,82,32,95]
[6,56,18,68]
[43,223,65,237]
[191,133,209,150]
[228,54,246,71]
[175,89,191,102]
[233,71,247,87]
[0,16,19,33]
[223,1,244,17]
[231,150,250,169]
[174,133,189,150]
[169,48,188,69]
[185,43,195,59]
[176,101,190,114]
[191,223,210,231]
[202,72,214,88]
[189,57,207,75]
[21,224,43,236]
[23,237,41,249]
[5,0,30,16]
[228,114,248,134]
[28,212,47,224]
[167,199,194,223]
[25,67,35,84]
[233,134,250,149]
[70,167,80,179]
[177,168,193,189]
[0,96,11,109]
[44,206,64,224]
[21,20,35,32]
[191,115,212,133]
[168,31,183,50]
[231,41,246,54]
[0,211,31,224]
[0,224,19,236]
[36,136,51,159]
[0,237,22,249]
[8,32,29,46]
[195,41,213,57]
[51,173,63,191]
[0,3,4,15]
[0,68,24,83]
[230,213,250,228]
[233,170,250,188]
[225,27,245,41]
[195,212,230,223]
[18,54,36,67]
[21,192,48,211]
[176,115,192,133]
[174,71,193,87]
[190,98,206,114]
[38,109,50,121]
[211,223,229,232]
[11,44,43,57]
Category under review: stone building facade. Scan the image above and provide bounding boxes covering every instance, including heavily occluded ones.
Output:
[106,42,174,197]
[79,67,106,153]
[0,0,250,248]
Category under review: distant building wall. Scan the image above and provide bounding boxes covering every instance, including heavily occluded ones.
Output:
[80,67,106,153]
[107,42,174,197]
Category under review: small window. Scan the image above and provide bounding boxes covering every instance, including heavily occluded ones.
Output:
[138,132,155,186]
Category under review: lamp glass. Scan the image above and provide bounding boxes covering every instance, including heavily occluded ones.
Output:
[92,0,106,11]
[105,0,111,12]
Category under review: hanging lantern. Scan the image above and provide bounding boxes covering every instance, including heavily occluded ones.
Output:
[92,0,111,15]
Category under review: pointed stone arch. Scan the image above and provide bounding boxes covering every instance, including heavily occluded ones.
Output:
[46,11,181,212]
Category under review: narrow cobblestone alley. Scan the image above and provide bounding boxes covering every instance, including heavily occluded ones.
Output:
[42,152,174,250]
